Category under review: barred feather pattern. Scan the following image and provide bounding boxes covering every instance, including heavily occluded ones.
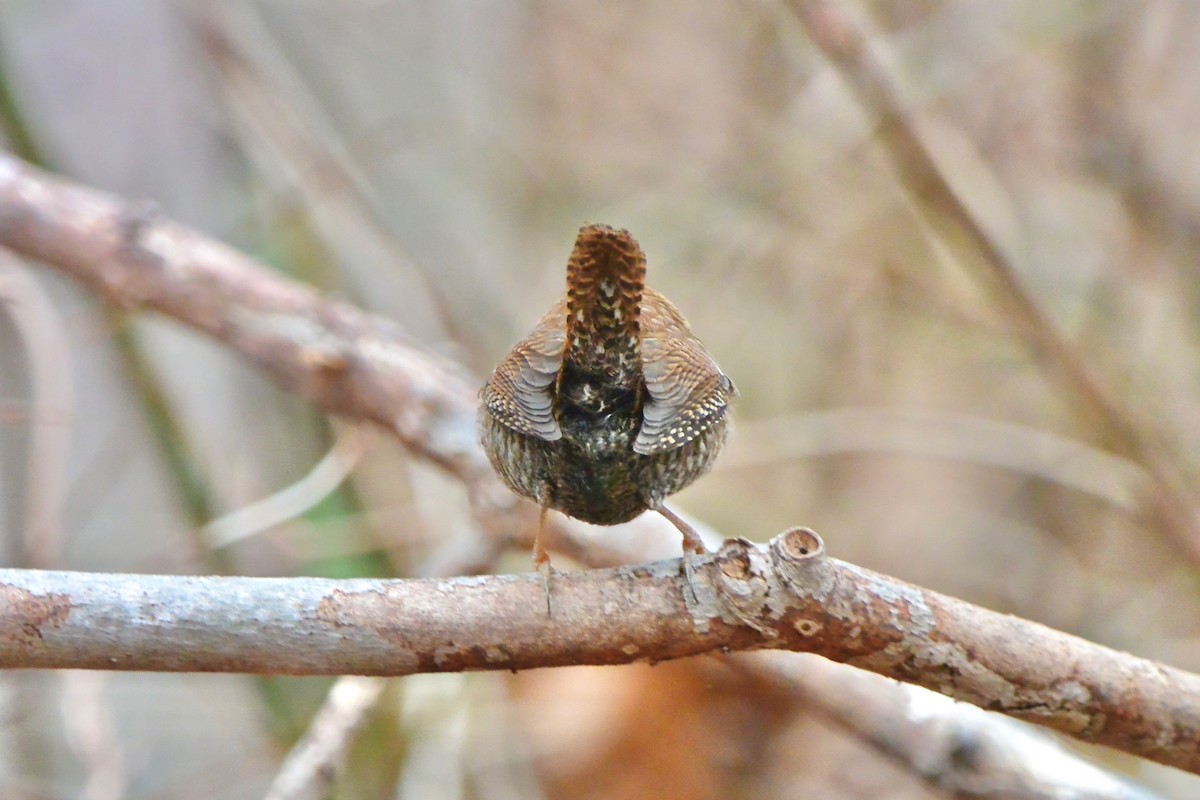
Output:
[480,409,727,523]
[563,224,646,390]
[480,223,734,525]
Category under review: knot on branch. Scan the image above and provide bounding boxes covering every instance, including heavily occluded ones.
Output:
[117,199,161,256]
[769,526,827,594]
[696,527,828,640]
[711,537,771,634]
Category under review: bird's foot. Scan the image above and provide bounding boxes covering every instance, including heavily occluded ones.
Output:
[681,545,704,607]
[657,504,708,607]
[536,556,554,617]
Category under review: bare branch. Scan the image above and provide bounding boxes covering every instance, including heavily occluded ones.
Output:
[0,154,481,480]
[60,671,126,800]
[1,529,1198,775]
[264,676,387,800]
[786,0,1200,562]
[202,423,369,549]
[0,251,74,568]
[0,152,621,555]
[747,652,1164,800]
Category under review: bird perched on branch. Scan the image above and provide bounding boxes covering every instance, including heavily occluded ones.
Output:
[480,223,735,612]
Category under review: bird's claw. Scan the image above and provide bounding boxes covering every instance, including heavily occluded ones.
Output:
[537,559,554,618]
[681,547,702,606]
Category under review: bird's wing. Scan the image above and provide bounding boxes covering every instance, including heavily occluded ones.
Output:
[481,301,566,441]
[635,292,734,455]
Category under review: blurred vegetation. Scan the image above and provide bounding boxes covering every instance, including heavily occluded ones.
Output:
[2,1,1200,798]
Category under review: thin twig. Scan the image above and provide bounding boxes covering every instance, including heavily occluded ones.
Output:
[724,407,1147,510]
[59,671,127,800]
[786,0,1200,562]
[263,676,386,800]
[105,311,233,574]
[0,251,74,568]
[203,423,368,549]
[188,5,462,345]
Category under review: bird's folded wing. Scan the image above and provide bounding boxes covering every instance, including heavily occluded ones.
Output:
[482,302,566,441]
[635,332,733,455]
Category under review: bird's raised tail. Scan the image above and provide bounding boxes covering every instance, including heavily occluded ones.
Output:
[563,224,646,391]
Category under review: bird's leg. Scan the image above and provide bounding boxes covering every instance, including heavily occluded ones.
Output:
[534,497,553,617]
[657,504,706,604]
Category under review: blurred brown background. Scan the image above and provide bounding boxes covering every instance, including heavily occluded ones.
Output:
[2,1,1200,798]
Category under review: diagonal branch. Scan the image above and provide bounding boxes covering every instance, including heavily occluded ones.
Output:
[263,675,387,800]
[0,154,481,479]
[0,152,632,557]
[746,652,1162,800]
[1,528,1198,775]
[786,0,1200,563]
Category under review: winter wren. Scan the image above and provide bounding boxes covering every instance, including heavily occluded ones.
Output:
[480,224,735,608]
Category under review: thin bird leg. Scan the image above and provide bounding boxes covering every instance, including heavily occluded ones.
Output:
[533,501,553,616]
[657,504,706,604]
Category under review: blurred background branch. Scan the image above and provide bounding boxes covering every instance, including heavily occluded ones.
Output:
[747,651,1162,800]
[1,1,1199,798]
[788,0,1200,565]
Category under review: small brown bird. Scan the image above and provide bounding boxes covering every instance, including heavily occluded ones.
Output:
[480,224,735,609]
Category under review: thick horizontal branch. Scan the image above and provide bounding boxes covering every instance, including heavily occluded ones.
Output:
[2,528,1198,775]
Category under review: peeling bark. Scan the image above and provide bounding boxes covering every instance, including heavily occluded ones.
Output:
[0,529,1197,775]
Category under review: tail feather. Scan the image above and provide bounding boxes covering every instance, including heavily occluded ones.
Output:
[564,224,645,388]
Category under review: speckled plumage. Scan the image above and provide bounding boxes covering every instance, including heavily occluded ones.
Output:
[480,224,735,529]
